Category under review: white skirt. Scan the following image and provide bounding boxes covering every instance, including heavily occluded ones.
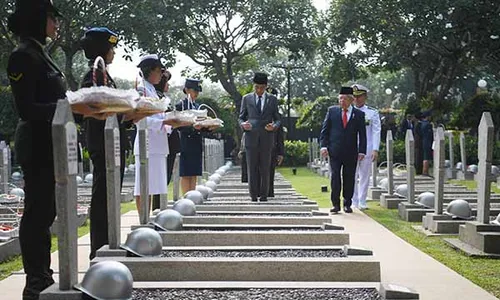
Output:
[134,154,168,196]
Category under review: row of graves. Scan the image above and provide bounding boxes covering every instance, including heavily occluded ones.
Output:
[362,112,499,257]
[34,99,420,299]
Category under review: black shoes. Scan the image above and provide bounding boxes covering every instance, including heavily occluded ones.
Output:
[23,275,55,300]
[260,198,268,202]
[330,207,340,214]
[344,207,353,213]
[251,198,258,202]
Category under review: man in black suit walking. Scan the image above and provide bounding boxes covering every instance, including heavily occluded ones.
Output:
[320,87,367,214]
[239,72,281,202]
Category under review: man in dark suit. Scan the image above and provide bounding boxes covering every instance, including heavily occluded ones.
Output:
[239,72,281,202]
[320,87,367,213]
[269,123,285,197]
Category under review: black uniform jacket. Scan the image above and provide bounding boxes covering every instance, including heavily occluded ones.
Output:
[7,38,67,165]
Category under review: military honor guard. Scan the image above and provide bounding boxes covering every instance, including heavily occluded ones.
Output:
[351,84,381,210]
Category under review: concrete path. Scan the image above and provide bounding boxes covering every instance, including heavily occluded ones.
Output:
[1,192,498,299]
[322,206,498,300]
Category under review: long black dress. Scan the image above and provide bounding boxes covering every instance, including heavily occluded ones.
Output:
[80,68,131,259]
[176,98,203,176]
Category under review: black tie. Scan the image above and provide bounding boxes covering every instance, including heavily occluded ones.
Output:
[257,96,262,114]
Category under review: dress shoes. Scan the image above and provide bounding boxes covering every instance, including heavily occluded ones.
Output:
[344,207,353,213]
[330,207,340,214]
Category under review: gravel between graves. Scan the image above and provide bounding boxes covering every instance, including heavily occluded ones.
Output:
[161,249,346,258]
[197,213,313,217]
[133,288,382,299]
[189,228,324,231]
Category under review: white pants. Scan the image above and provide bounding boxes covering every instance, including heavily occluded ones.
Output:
[134,154,168,196]
[352,153,372,208]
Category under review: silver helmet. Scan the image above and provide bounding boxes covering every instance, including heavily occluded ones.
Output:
[456,162,463,170]
[492,212,500,226]
[75,261,133,300]
[415,192,435,208]
[208,174,221,184]
[467,164,478,174]
[10,187,25,198]
[195,185,210,200]
[395,184,408,197]
[84,174,93,183]
[11,172,22,180]
[120,227,162,257]
[378,178,392,191]
[445,199,474,220]
[491,165,499,176]
[184,190,204,205]
[150,209,183,231]
[444,160,451,168]
[205,180,217,192]
[172,198,197,216]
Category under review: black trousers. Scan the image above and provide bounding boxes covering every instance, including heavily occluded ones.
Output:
[88,150,125,260]
[166,151,178,186]
[329,155,357,209]
[19,160,56,297]
[246,147,272,200]
[269,152,278,197]
[241,152,248,183]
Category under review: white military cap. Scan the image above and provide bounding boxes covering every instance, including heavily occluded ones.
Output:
[352,83,370,96]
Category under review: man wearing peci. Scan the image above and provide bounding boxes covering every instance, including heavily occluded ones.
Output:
[239,72,281,202]
[351,84,381,210]
[320,87,367,214]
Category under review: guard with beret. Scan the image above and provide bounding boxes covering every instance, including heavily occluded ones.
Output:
[6,1,66,298]
[79,27,134,260]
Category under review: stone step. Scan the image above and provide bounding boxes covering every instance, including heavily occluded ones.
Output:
[175,224,336,231]
[156,231,350,246]
[182,216,332,225]
[91,256,380,282]
[194,204,319,212]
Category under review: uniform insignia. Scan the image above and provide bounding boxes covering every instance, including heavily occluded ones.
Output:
[8,73,23,81]
[108,35,118,44]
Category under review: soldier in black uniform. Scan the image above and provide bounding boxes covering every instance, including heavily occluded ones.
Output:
[79,27,133,259]
[6,1,66,299]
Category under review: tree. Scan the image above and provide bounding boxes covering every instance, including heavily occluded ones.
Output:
[145,0,319,113]
[323,0,500,113]
[295,96,336,132]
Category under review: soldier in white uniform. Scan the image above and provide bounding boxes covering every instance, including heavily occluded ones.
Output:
[351,84,381,210]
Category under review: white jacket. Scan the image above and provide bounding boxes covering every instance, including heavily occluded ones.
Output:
[133,80,169,156]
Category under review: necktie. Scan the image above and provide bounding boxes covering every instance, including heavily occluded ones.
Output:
[257,96,262,114]
[342,109,348,128]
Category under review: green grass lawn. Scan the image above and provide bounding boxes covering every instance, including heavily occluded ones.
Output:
[0,200,138,281]
[280,167,500,299]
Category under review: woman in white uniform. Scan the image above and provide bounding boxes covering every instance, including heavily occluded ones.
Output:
[133,54,170,213]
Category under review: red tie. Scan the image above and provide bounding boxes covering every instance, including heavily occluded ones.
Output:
[342,109,348,128]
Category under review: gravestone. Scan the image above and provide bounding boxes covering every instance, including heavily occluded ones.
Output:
[137,119,150,225]
[379,132,396,207]
[104,116,121,248]
[40,99,81,299]
[386,131,394,195]
[405,129,416,204]
[446,132,456,179]
[422,127,465,233]
[173,153,181,201]
[457,132,473,180]
[0,141,8,193]
[78,143,84,179]
[446,112,500,255]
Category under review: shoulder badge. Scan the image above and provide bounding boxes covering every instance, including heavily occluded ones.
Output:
[8,73,23,82]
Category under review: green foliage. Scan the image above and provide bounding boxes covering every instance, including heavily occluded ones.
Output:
[296,96,335,132]
[323,0,500,110]
[196,96,237,136]
[283,140,309,167]
[449,92,500,137]
[378,140,406,164]
[0,86,18,141]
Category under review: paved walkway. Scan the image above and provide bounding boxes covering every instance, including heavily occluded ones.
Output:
[0,195,498,299]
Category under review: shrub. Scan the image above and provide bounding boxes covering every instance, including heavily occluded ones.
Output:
[283,140,309,167]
